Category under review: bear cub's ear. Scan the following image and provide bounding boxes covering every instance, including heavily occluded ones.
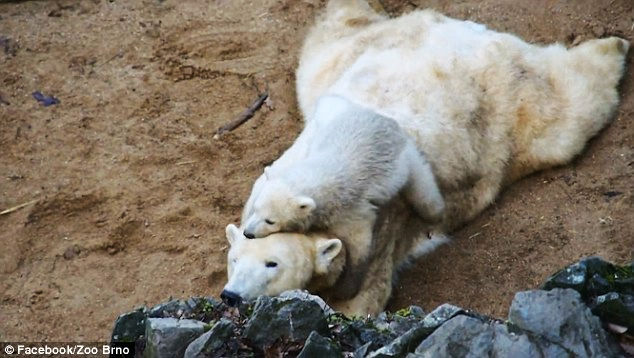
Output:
[295,196,316,213]
[315,238,343,274]
[225,224,244,245]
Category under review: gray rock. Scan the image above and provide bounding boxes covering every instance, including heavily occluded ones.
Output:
[297,331,342,358]
[354,342,372,358]
[509,288,621,357]
[143,318,206,358]
[184,318,236,358]
[415,315,494,357]
[333,318,394,352]
[279,289,335,315]
[111,307,147,343]
[367,323,435,358]
[242,296,329,348]
[404,305,425,318]
[420,303,464,329]
[414,315,569,357]
[148,299,191,318]
[374,306,427,336]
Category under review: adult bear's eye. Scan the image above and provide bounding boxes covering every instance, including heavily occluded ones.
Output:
[265,219,275,225]
[265,261,278,268]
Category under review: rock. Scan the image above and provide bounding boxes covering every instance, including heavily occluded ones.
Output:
[420,303,464,329]
[375,306,426,336]
[402,305,425,318]
[541,259,590,294]
[333,318,394,352]
[148,297,224,321]
[242,296,329,348]
[297,331,342,358]
[107,258,634,357]
[184,318,236,358]
[367,323,435,358]
[279,290,335,315]
[593,292,634,330]
[186,297,225,320]
[415,315,492,356]
[614,267,634,296]
[413,315,568,357]
[111,307,147,343]
[542,256,633,298]
[508,288,621,357]
[354,342,372,358]
[491,323,569,357]
[586,273,612,297]
[144,318,206,358]
[148,299,191,318]
[335,305,456,353]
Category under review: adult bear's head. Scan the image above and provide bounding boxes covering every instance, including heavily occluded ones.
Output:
[221,224,343,306]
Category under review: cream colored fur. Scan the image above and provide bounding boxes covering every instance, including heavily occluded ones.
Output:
[230,0,629,316]
[223,224,344,302]
[297,0,629,232]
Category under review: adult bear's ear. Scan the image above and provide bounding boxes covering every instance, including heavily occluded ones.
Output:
[296,196,316,213]
[315,238,342,274]
[225,224,244,245]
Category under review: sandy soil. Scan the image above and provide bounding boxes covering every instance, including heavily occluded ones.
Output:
[0,0,632,342]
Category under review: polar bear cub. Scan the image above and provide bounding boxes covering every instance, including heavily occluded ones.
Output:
[244,95,445,236]
[242,95,445,268]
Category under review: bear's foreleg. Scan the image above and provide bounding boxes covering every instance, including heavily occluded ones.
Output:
[331,239,395,317]
[402,143,446,223]
[329,209,377,300]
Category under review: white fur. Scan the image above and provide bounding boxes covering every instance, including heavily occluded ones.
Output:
[223,224,341,301]
[242,96,445,290]
[228,0,629,316]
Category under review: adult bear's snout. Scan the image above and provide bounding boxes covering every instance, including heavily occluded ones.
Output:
[243,231,255,239]
[220,290,242,307]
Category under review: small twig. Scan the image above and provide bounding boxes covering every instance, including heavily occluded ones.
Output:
[213,92,268,139]
[468,232,481,240]
[1,199,38,216]
[175,160,196,166]
[99,48,126,68]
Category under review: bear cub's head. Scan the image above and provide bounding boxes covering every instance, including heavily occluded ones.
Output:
[243,171,316,239]
[221,224,342,306]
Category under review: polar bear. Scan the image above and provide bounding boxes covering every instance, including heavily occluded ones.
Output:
[223,213,439,316]
[243,95,445,240]
[226,0,629,316]
[242,96,445,297]
[295,0,630,232]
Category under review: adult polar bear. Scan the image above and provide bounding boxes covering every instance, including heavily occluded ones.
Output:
[223,0,630,316]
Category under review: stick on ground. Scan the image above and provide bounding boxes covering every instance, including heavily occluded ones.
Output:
[0,199,38,216]
[214,92,269,139]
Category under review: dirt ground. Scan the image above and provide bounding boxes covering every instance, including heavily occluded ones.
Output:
[0,0,632,342]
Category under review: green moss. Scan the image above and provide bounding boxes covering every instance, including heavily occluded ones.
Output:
[202,301,214,314]
[203,320,217,332]
[243,304,254,317]
[394,307,413,317]
[327,312,352,324]
[613,265,634,278]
